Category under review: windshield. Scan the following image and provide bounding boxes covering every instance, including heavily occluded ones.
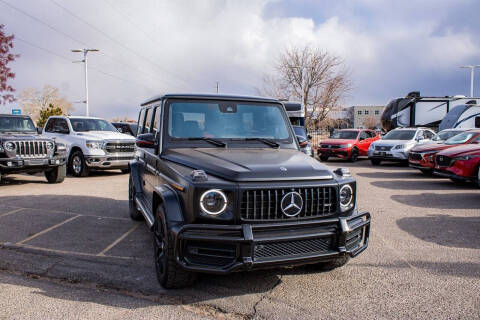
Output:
[129,124,138,134]
[0,116,36,132]
[70,118,117,132]
[293,126,307,138]
[330,130,358,140]
[167,101,290,140]
[382,130,416,140]
[432,130,463,141]
[444,131,477,145]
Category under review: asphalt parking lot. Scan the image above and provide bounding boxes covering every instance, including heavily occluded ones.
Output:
[0,160,479,319]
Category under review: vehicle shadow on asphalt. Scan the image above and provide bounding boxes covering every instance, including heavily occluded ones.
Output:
[371,179,476,191]
[391,193,480,209]
[0,171,127,186]
[396,214,480,249]
[356,169,421,180]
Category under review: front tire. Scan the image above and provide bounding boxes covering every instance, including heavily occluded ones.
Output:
[420,169,433,176]
[121,168,130,174]
[45,164,66,183]
[349,148,358,162]
[128,176,143,221]
[153,205,196,289]
[370,158,381,166]
[69,151,89,177]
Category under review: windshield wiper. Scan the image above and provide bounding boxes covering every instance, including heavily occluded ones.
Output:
[187,137,226,147]
[245,137,280,148]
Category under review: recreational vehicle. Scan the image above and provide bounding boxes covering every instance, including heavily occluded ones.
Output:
[381,91,479,131]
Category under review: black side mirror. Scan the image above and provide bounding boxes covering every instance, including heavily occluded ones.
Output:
[36,127,42,134]
[136,132,155,148]
[307,134,312,140]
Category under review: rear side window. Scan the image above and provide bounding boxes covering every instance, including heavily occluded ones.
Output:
[475,116,480,128]
[359,131,368,140]
[424,130,434,139]
[153,105,161,134]
[137,109,146,135]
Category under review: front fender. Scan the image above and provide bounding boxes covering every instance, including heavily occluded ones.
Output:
[154,185,184,224]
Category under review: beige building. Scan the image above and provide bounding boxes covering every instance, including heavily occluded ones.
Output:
[352,105,384,129]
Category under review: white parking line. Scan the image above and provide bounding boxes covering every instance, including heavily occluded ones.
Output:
[16,215,80,245]
[0,208,25,218]
[97,223,141,256]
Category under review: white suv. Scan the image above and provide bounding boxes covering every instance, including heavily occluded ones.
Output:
[368,127,435,165]
[43,116,136,176]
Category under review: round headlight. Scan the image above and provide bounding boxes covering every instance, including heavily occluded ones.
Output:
[4,142,15,152]
[46,141,54,150]
[339,184,353,209]
[200,189,227,215]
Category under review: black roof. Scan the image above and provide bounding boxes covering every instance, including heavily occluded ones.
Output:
[140,93,279,106]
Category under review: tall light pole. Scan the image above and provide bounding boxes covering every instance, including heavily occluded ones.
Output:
[460,65,480,97]
[72,49,99,116]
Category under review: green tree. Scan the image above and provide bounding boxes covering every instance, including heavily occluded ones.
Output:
[36,103,63,128]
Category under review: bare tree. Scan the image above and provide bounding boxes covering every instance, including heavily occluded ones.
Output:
[0,24,19,105]
[257,47,351,129]
[18,85,73,122]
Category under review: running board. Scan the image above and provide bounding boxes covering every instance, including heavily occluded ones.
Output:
[135,196,155,229]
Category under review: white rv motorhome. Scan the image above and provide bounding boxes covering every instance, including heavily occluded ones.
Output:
[381,91,479,131]
[438,103,480,130]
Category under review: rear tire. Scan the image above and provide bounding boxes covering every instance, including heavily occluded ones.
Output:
[475,166,480,188]
[121,168,130,174]
[128,176,143,221]
[154,205,196,288]
[69,151,89,177]
[349,148,358,162]
[420,169,433,176]
[316,256,350,271]
[45,164,66,183]
[320,155,329,162]
[370,158,381,165]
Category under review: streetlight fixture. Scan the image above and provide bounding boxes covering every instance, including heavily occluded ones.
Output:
[460,65,480,97]
[72,49,99,116]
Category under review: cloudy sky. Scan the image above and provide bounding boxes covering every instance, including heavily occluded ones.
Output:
[1,0,480,119]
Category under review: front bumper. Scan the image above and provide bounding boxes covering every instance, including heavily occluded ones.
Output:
[368,149,409,161]
[85,154,134,169]
[0,156,66,173]
[172,211,370,274]
[318,147,351,158]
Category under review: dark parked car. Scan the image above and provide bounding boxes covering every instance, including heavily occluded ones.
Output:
[129,94,371,288]
[112,122,138,136]
[0,114,66,183]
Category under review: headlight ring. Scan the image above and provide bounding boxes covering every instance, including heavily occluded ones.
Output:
[4,142,16,152]
[200,189,228,216]
[339,184,354,211]
[46,141,55,150]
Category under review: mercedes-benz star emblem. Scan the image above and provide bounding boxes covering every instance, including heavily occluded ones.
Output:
[280,192,303,217]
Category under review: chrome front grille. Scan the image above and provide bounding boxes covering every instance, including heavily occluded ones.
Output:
[375,145,392,151]
[240,187,336,221]
[14,141,48,158]
[105,142,135,154]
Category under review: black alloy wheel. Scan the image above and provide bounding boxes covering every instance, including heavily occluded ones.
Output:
[349,148,358,162]
[153,205,196,288]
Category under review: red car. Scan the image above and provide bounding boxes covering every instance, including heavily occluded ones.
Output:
[409,129,480,175]
[317,129,380,162]
[434,141,480,186]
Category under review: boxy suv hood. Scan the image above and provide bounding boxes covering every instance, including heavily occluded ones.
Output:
[75,131,135,141]
[162,148,334,182]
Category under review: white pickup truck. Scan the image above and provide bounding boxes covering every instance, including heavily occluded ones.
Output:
[42,116,136,177]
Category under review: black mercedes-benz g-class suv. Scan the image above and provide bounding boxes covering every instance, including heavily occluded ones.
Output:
[129,94,370,288]
[0,114,66,183]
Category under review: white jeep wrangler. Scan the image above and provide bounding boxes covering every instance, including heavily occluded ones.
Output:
[42,116,136,177]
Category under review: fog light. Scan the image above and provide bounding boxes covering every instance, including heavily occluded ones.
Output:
[7,161,12,167]
[56,160,60,164]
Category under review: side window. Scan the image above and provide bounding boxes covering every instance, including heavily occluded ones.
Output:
[475,116,480,128]
[144,108,153,133]
[45,118,55,132]
[367,130,376,138]
[56,119,69,133]
[424,130,434,139]
[359,131,368,140]
[137,109,146,135]
[153,105,162,134]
